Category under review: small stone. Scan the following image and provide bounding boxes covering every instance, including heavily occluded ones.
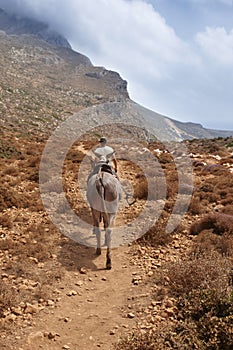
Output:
[62,345,70,350]
[110,330,115,335]
[11,306,22,316]
[101,276,107,281]
[127,312,135,319]
[75,280,83,286]
[165,299,174,308]
[80,267,88,274]
[147,271,153,277]
[67,290,77,296]
[24,303,39,314]
[47,331,57,339]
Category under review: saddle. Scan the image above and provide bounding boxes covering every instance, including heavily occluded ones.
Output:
[99,163,114,175]
[87,162,116,183]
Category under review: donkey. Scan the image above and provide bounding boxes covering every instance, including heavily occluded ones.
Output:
[86,160,122,269]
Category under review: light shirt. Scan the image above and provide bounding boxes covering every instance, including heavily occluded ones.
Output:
[93,145,115,165]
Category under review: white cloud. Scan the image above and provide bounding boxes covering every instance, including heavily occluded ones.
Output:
[196,27,233,65]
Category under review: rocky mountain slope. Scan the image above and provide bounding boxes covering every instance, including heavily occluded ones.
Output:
[0,7,232,141]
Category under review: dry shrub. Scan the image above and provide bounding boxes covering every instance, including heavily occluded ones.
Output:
[201,164,227,175]
[0,213,13,228]
[0,282,18,318]
[214,174,233,194]
[188,196,203,215]
[134,173,148,199]
[3,165,19,176]
[158,152,172,164]
[219,156,233,165]
[66,148,85,163]
[134,174,166,201]
[190,213,233,236]
[26,155,40,167]
[192,231,233,257]
[165,252,233,349]
[166,252,231,298]
[222,204,233,215]
[116,252,233,350]
[0,139,21,159]
[220,195,233,206]
[115,321,202,350]
[0,185,24,211]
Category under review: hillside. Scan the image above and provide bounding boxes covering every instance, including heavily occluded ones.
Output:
[0,29,128,137]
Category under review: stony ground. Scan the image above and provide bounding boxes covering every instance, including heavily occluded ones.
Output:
[1,133,233,350]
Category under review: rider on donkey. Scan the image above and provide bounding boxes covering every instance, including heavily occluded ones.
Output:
[87,137,118,182]
[93,137,118,174]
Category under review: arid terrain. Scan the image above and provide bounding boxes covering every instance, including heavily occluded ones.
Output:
[0,10,233,349]
[0,130,233,349]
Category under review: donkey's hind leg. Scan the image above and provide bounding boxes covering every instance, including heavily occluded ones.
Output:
[105,228,112,269]
[92,209,102,255]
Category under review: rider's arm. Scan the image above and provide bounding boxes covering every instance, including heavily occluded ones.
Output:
[112,156,117,173]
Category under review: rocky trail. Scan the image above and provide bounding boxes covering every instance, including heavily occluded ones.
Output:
[17,246,141,350]
[6,224,195,350]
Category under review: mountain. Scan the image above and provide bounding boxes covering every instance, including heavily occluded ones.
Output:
[0,8,71,48]
[0,8,232,141]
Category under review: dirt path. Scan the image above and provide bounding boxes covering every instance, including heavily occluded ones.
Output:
[16,245,142,350]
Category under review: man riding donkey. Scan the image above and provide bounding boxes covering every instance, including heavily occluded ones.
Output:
[93,136,118,175]
[86,137,121,269]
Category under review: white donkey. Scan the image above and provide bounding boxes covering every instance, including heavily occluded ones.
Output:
[86,159,121,269]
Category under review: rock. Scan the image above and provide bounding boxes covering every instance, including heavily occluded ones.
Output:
[80,267,88,274]
[24,303,40,314]
[75,280,83,286]
[127,312,135,319]
[67,290,78,296]
[47,331,57,339]
[165,299,174,308]
[5,313,17,322]
[11,306,22,315]
[27,331,44,345]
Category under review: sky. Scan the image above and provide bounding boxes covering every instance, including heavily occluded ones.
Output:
[0,0,233,131]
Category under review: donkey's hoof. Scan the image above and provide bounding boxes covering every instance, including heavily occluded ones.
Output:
[96,248,101,256]
[106,263,112,270]
[106,259,112,270]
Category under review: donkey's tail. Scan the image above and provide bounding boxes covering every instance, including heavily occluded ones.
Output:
[96,172,109,228]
